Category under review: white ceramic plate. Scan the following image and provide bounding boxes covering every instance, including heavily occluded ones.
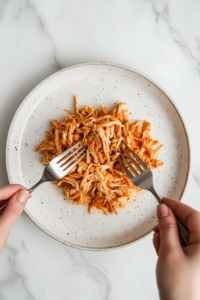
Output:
[6,62,190,251]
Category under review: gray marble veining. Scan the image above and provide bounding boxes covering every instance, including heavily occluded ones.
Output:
[0,0,199,299]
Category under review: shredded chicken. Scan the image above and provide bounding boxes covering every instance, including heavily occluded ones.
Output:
[36,95,164,215]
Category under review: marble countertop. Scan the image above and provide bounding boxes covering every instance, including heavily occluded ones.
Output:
[0,1,200,299]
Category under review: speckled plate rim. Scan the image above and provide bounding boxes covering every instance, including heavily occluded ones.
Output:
[6,62,191,251]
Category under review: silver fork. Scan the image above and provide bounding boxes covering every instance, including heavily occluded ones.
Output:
[29,141,86,193]
[0,141,86,210]
[118,140,190,246]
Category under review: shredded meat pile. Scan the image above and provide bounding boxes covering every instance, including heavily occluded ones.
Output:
[36,95,163,214]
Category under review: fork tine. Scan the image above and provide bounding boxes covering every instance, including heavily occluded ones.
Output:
[58,144,84,166]
[117,157,135,180]
[120,145,144,173]
[119,151,138,176]
[62,148,86,169]
[63,153,86,175]
[122,141,150,170]
[54,141,81,163]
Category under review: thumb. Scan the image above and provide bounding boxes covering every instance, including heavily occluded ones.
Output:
[0,189,29,238]
[157,204,182,256]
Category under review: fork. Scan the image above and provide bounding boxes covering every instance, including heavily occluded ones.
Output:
[117,140,190,246]
[0,141,86,210]
[29,141,86,193]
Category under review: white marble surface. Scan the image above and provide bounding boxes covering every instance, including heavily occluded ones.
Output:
[0,0,200,299]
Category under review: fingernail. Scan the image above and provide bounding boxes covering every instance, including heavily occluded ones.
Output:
[16,190,30,204]
[157,204,169,218]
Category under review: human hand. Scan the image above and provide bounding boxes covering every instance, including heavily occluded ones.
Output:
[0,185,30,253]
[153,198,200,300]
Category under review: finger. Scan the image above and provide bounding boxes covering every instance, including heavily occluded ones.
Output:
[162,198,200,234]
[0,184,27,201]
[153,232,160,256]
[0,189,29,241]
[152,225,159,232]
[0,200,8,209]
[157,204,182,256]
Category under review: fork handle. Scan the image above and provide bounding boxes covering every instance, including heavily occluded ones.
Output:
[0,176,47,212]
[29,177,47,193]
[150,188,190,246]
